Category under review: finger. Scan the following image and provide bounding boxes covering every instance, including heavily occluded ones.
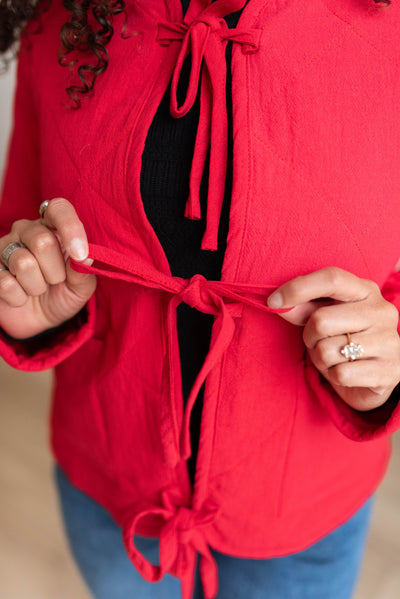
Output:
[273,299,333,326]
[325,357,399,392]
[303,301,376,349]
[6,245,48,296]
[65,258,97,299]
[19,222,66,285]
[0,269,29,307]
[310,332,386,371]
[303,296,398,349]
[41,198,89,262]
[267,267,378,309]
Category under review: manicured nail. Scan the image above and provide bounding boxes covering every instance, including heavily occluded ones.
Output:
[267,291,283,309]
[82,258,93,266]
[69,238,88,261]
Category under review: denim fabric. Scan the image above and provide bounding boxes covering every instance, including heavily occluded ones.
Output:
[55,465,372,599]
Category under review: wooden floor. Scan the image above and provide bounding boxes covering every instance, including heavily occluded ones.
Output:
[1,358,399,599]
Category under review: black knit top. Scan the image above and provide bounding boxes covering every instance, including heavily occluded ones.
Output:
[140,0,245,483]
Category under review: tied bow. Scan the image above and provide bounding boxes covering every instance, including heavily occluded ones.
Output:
[73,244,289,470]
[157,0,261,251]
[123,488,220,599]
[73,242,290,599]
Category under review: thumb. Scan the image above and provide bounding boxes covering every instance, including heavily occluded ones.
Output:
[65,257,97,301]
[274,299,333,326]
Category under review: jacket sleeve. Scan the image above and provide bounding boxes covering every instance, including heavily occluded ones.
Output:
[304,270,400,441]
[0,34,95,372]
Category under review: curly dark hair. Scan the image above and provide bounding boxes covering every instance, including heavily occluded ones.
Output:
[0,0,392,108]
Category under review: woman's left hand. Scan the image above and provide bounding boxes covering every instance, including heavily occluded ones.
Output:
[267,267,400,412]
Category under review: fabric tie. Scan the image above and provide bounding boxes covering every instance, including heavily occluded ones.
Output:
[73,243,290,598]
[122,488,220,599]
[73,243,289,469]
[157,0,261,251]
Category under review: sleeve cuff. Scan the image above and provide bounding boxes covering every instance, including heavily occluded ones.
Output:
[304,354,400,441]
[0,294,96,372]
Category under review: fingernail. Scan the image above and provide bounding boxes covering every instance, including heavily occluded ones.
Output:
[69,238,88,261]
[82,258,94,266]
[267,291,283,309]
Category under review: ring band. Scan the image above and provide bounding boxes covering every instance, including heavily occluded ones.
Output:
[340,333,364,362]
[1,241,28,269]
[39,200,49,220]
[0,267,8,272]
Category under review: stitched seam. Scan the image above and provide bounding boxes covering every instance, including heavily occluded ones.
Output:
[78,173,136,229]
[122,77,161,199]
[252,130,372,277]
[254,0,273,25]
[68,180,80,201]
[48,112,142,237]
[46,107,81,177]
[233,53,252,281]
[235,0,276,277]
[321,0,400,67]
[121,65,177,270]
[49,55,165,177]
[46,103,162,242]
[231,0,334,281]
[249,0,338,69]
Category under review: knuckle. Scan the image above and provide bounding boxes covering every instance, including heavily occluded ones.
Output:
[314,338,331,367]
[383,301,399,325]
[10,219,30,234]
[302,328,313,349]
[47,197,74,219]
[61,220,83,239]
[0,274,18,295]
[49,270,67,285]
[31,231,58,254]
[366,279,380,295]
[48,197,67,210]
[385,371,397,388]
[332,364,351,387]
[10,296,28,308]
[394,337,400,356]
[309,309,329,337]
[323,267,343,289]
[13,254,37,274]
[31,281,48,297]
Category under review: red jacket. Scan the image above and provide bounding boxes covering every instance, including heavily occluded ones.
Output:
[2,1,400,597]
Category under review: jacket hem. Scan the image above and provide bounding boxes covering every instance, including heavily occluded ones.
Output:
[51,431,391,558]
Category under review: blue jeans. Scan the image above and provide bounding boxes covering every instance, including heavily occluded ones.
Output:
[55,466,372,599]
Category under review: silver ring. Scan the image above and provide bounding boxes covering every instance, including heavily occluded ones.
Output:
[340,333,364,362]
[0,267,8,272]
[1,241,28,269]
[39,200,50,220]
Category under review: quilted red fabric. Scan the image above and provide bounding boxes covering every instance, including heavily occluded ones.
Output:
[1,1,400,597]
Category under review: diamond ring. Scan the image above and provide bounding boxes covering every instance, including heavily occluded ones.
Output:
[1,241,28,269]
[340,333,364,362]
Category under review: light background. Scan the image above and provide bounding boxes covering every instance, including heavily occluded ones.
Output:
[0,62,16,181]
[0,48,400,599]
[0,58,93,599]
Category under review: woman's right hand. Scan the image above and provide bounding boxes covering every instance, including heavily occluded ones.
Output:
[0,198,97,340]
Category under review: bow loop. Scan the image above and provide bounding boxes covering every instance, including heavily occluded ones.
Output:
[157,3,261,251]
[191,15,226,33]
[75,244,287,598]
[221,27,262,54]
[124,489,220,599]
[157,22,188,46]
